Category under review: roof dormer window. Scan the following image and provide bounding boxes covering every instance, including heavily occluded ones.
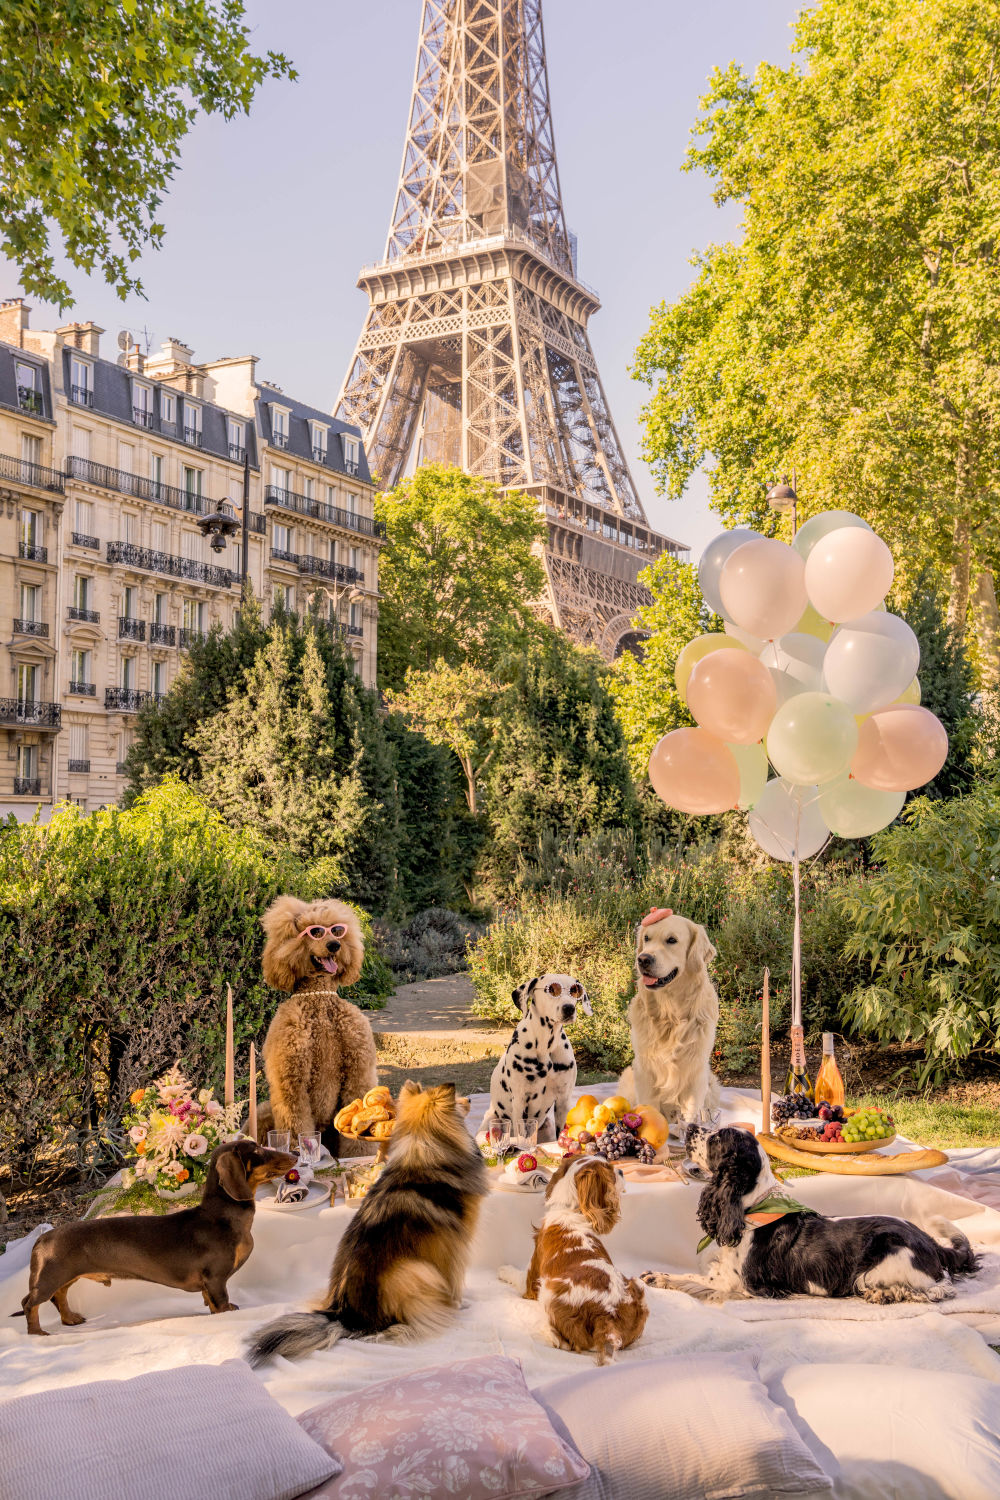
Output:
[271,405,290,449]
[310,421,329,463]
[228,418,246,464]
[160,390,176,432]
[132,381,153,429]
[70,356,93,407]
[183,402,202,448]
[342,433,360,475]
[15,361,42,416]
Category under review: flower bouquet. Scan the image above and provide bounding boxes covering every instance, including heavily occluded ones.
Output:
[122,1064,244,1200]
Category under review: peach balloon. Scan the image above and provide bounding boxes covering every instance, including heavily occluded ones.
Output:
[648,728,741,814]
[718,538,808,641]
[686,648,778,745]
[850,705,948,792]
[804,526,894,623]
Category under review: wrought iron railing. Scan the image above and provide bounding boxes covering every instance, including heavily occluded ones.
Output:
[106,540,234,589]
[68,759,90,774]
[247,511,266,534]
[71,532,100,550]
[346,622,364,637]
[132,407,154,428]
[13,619,48,637]
[264,485,385,537]
[18,541,48,563]
[0,452,63,492]
[150,623,176,646]
[65,455,209,516]
[118,617,146,641]
[271,430,289,448]
[68,681,96,696]
[13,777,41,796]
[0,699,61,728]
[229,443,246,463]
[343,459,360,476]
[68,606,100,623]
[298,556,364,585]
[270,547,298,565]
[105,687,153,712]
[182,425,203,447]
[70,384,93,406]
[178,628,206,649]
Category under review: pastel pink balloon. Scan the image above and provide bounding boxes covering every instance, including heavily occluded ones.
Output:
[648,728,741,814]
[686,648,778,745]
[718,538,808,641]
[804,527,895,623]
[850,705,948,792]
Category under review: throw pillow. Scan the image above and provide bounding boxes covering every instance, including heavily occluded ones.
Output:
[531,1353,833,1499]
[297,1354,590,1499]
[0,1359,341,1500]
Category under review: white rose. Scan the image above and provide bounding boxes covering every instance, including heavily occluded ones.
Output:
[183,1133,209,1157]
[128,1125,147,1144]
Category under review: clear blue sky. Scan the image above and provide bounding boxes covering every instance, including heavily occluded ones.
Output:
[23,0,802,560]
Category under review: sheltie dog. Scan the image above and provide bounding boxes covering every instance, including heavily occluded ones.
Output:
[247,1081,488,1364]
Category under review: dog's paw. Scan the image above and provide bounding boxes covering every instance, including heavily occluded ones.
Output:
[498,1264,526,1294]
[639,1270,671,1290]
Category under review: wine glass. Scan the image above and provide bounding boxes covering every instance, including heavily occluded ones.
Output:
[297,1132,321,1166]
[486,1124,511,1166]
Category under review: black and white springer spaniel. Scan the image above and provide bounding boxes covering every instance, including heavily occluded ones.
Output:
[642,1124,978,1305]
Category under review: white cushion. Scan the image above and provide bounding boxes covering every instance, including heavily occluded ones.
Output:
[769,1363,1000,1500]
[0,1359,341,1500]
[532,1353,833,1499]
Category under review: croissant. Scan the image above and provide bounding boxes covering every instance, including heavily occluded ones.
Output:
[334,1099,363,1135]
[354,1103,392,1134]
[363,1086,393,1109]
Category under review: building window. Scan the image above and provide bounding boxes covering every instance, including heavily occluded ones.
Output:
[273,583,295,610]
[310,422,328,461]
[69,724,89,762]
[152,661,166,697]
[71,647,92,686]
[16,662,39,703]
[345,490,358,516]
[231,543,242,578]
[270,465,290,498]
[273,522,292,554]
[120,656,135,690]
[182,599,206,633]
[181,529,202,562]
[149,452,165,493]
[118,441,136,488]
[153,591,167,624]
[132,382,153,428]
[183,467,203,509]
[349,601,362,632]
[122,586,138,620]
[71,425,91,460]
[160,391,176,431]
[120,512,139,544]
[228,418,245,462]
[327,536,337,564]
[182,403,202,446]
[151,521,167,553]
[19,583,40,623]
[349,545,360,574]
[20,508,40,548]
[73,575,91,611]
[15,360,41,414]
[74,498,94,534]
[302,477,315,502]
[325,484,337,510]
[70,357,93,406]
[342,434,360,472]
[16,743,38,782]
[270,406,290,448]
[21,432,42,467]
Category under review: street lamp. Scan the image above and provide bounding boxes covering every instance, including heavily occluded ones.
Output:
[196,500,240,554]
[766,474,798,536]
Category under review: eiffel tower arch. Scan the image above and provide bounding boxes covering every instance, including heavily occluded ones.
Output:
[335,0,687,657]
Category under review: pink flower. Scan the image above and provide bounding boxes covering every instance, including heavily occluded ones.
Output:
[205,1100,224,1118]
[128,1125,147,1144]
[183,1133,209,1157]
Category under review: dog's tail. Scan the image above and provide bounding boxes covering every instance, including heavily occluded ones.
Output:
[927,1216,979,1279]
[594,1323,623,1366]
[245,1309,344,1367]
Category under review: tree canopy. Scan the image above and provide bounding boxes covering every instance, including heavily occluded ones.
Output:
[374,464,547,690]
[0,0,293,308]
[633,0,1000,662]
[385,660,501,816]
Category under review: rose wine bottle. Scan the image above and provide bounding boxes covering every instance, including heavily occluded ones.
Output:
[783,1024,814,1100]
[814,1032,845,1107]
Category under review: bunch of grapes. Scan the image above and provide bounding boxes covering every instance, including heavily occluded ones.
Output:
[771,1093,818,1128]
[842,1107,894,1145]
[595,1121,633,1161]
[817,1102,847,1124]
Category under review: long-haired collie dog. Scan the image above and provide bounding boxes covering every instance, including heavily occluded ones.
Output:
[258,894,377,1152]
[505,1156,647,1364]
[247,1082,488,1365]
[641,1125,978,1306]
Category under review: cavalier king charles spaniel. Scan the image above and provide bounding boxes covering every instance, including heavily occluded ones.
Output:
[501,1155,647,1363]
[641,1124,978,1306]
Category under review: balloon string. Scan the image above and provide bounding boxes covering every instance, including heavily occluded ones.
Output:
[792,840,802,1030]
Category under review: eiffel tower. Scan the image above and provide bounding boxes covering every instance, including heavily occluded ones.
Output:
[335,0,687,657]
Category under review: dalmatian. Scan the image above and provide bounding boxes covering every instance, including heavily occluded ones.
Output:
[479,973,591,1145]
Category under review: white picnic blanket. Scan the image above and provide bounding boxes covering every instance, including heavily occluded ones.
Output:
[2,1086,1000,1423]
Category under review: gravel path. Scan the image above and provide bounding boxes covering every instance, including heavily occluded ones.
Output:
[373,973,510,1047]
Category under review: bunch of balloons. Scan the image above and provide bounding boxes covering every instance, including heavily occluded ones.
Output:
[649,510,949,860]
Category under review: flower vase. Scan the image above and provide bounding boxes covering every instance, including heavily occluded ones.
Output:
[155,1179,199,1201]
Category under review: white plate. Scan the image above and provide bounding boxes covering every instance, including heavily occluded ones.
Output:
[255,1180,332,1213]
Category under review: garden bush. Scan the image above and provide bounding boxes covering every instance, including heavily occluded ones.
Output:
[0,780,393,1179]
[374,907,484,982]
[837,782,1000,1083]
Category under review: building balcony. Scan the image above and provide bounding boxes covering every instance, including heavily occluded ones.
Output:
[0,698,61,729]
[270,547,299,566]
[343,459,360,477]
[0,452,64,494]
[118,616,146,641]
[264,484,385,538]
[298,556,364,585]
[68,606,100,623]
[68,681,96,696]
[271,431,289,449]
[312,445,328,463]
[132,407,154,429]
[66,455,209,517]
[183,426,203,447]
[13,777,42,796]
[70,384,93,406]
[68,759,90,774]
[347,622,364,638]
[247,511,266,534]
[71,532,100,550]
[17,386,43,416]
[229,443,246,463]
[18,541,48,563]
[106,540,234,590]
[13,619,48,637]
[178,627,205,649]
[150,623,176,646]
[105,687,154,713]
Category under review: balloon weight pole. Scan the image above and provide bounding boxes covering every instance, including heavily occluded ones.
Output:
[791,844,802,1030]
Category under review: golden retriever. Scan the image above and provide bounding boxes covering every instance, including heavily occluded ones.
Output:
[619,908,720,1124]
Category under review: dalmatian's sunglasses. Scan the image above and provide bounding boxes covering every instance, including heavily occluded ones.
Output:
[544,981,584,998]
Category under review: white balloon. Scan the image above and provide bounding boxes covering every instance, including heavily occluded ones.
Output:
[698,528,758,616]
[817,773,906,839]
[804,527,895,623]
[759,632,827,691]
[823,610,920,715]
[748,778,829,862]
[792,509,872,561]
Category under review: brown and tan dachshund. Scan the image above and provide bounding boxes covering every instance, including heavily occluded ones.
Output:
[20,1139,295,1335]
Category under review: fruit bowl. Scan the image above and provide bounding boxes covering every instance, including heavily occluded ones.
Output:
[777,1127,896,1155]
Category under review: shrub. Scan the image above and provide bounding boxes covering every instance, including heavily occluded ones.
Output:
[374,908,484,982]
[0,780,392,1178]
[837,782,1000,1083]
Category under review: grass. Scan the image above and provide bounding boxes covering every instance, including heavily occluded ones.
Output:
[853,1089,1000,1150]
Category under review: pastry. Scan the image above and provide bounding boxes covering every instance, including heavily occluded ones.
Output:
[334,1099,363,1135]
[363,1086,393,1109]
[370,1119,394,1141]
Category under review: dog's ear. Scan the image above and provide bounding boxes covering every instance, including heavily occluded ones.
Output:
[578,987,592,1018]
[399,1079,422,1100]
[686,921,717,969]
[216,1145,254,1203]
[697,1168,746,1249]
[261,894,308,991]
[330,902,365,987]
[511,977,538,1015]
[576,1161,620,1235]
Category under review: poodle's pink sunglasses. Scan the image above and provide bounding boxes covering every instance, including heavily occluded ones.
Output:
[298,923,349,940]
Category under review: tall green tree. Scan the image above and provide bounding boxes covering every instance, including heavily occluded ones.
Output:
[634,0,1000,667]
[374,464,547,690]
[0,1,293,308]
[385,660,501,816]
[609,554,722,780]
[897,569,978,800]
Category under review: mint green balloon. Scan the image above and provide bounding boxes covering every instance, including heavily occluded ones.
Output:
[766,691,858,786]
[817,773,905,838]
[726,740,768,810]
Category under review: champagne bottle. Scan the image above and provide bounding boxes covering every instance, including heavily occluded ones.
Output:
[784,1024,814,1100]
[814,1032,845,1107]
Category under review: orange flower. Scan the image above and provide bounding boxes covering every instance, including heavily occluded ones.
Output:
[177,1168,189,1182]
[130,1088,146,1105]
[135,1140,147,1155]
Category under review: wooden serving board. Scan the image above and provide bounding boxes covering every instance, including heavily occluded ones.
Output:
[759,1132,948,1175]
[775,1130,896,1155]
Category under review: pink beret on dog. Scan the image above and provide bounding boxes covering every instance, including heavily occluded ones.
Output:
[640,907,674,927]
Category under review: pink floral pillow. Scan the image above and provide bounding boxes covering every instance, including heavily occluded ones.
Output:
[298,1355,590,1500]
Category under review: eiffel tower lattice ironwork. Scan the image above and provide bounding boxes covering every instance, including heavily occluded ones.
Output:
[335,0,687,657]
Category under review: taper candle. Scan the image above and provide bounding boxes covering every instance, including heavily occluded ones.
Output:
[224,984,234,1107]
[760,967,771,1134]
[248,1042,257,1141]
